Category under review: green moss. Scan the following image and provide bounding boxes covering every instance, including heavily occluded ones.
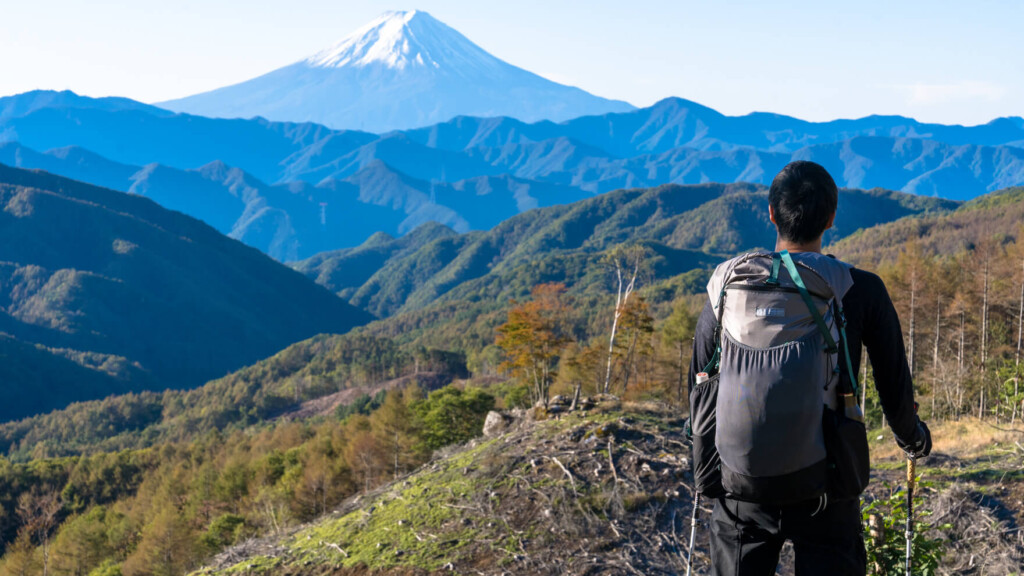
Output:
[213,439,501,574]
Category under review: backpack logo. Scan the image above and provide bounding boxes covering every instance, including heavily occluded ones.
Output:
[755,307,784,318]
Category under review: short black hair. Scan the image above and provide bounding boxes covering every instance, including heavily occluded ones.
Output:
[768,161,838,244]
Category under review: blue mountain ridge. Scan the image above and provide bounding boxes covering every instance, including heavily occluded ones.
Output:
[1,90,1022,260]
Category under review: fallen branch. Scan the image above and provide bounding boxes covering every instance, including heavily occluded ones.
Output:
[608,439,620,484]
[549,456,578,494]
[982,421,1024,435]
[325,543,348,558]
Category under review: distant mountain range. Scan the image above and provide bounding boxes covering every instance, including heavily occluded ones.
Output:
[0,164,371,420]
[1,90,1022,260]
[0,141,589,261]
[157,10,635,132]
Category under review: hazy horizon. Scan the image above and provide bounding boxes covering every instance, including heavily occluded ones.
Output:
[1,0,1021,126]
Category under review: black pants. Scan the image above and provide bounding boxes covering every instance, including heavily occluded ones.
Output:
[709,496,866,576]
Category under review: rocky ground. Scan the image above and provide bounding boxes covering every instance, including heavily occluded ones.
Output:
[194,398,1024,576]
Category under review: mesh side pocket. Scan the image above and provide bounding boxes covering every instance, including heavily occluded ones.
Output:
[689,373,724,497]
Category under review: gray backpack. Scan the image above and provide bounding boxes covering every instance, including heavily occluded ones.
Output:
[697,250,859,505]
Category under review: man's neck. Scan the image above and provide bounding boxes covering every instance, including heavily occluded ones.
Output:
[775,238,823,254]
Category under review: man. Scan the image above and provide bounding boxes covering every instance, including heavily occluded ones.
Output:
[689,160,932,575]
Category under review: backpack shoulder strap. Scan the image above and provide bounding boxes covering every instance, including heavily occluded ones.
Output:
[835,303,861,398]
[779,250,837,353]
[704,255,748,374]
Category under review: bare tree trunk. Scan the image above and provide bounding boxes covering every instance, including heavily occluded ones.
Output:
[604,266,624,394]
[957,308,965,420]
[981,254,990,369]
[603,258,638,394]
[933,296,941,418]
[17,489,60,576]
[1018,257,1024,368]
[1015,258,1023,424]
[980,254,991,421]
[909,269,917,376]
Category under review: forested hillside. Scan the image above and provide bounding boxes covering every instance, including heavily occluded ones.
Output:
[0,164,371,419]
[829,187,1024,423]
[0,307,496,576]
[833,187,1024,263]
[0,333,469,461]
[296,182,955,318]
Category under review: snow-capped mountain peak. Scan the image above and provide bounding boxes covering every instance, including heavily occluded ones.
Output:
[305,10,491,71]
[159,10,635,132]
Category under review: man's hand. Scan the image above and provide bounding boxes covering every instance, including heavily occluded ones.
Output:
[896,419,932,459]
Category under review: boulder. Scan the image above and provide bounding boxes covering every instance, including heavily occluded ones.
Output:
[483,411,514,438]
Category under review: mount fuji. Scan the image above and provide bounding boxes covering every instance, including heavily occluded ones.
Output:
[159,10,634,132]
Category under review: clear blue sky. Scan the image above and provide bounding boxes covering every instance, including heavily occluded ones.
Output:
[2,0,1020,125]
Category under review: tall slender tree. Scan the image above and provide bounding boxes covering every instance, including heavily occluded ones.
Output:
[601,246,647,394]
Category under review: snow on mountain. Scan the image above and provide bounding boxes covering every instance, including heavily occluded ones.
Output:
[306,10,490,72]
[158,10,634,133]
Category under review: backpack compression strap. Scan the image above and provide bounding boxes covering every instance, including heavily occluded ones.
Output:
[779,250,838,354]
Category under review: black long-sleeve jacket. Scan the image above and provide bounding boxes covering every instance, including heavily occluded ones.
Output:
[688,264,920,446]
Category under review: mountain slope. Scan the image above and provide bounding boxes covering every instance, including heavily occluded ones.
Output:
[829,186,1024,264]
[196,404,1024,576]
[0,163,372,420]
[158,10,634,132]
[296,182,957,320]
[0,331,460,460]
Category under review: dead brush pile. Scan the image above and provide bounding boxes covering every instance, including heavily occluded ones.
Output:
[450,401,701,575]
[927,483,1024,574]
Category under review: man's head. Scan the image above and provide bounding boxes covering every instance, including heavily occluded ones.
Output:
[768,161,838,247]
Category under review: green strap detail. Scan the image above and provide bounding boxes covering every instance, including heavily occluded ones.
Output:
[707,288,726,374]
[838,310,860,398]
[767,253,782,285]
[780,250,838,353]
[703,347,720,374]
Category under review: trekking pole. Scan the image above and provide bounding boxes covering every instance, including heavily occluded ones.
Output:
[686,491,700,576]
[905,455,916,576]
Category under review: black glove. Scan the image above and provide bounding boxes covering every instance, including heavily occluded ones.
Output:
[896,419,931,459]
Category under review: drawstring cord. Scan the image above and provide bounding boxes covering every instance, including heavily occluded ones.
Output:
[810,492,828,517]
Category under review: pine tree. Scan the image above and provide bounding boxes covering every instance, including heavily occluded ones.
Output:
[122,508,196,576]
[370,386,422,479]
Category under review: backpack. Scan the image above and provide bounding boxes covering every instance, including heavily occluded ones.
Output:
[690,250,864,505]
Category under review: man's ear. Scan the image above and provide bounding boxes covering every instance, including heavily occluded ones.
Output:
[826,211,836,230]
[769,205,776,224]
